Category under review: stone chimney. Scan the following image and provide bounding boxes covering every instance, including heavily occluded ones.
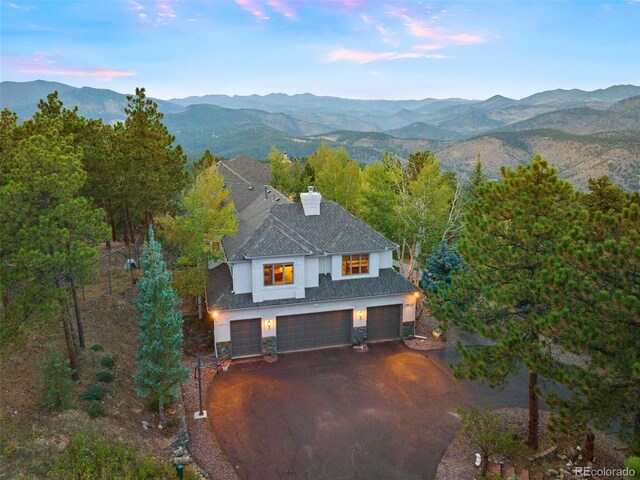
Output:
[300,186,321,216]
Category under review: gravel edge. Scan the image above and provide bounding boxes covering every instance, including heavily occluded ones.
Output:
[181,361,239,480]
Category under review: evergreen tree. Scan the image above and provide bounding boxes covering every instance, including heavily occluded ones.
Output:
[431,157,577,449]
[37,350,76,411]
[421,240,464,295]
[118,88,187,242]
[581,175,625,213]
[134,226,188,423]
[192,149,219,177]
[463,156,488,204]
[549,187,640,453]
[1,127,108,378]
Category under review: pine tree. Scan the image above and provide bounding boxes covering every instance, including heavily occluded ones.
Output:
[549,186,640,453]
[1,126,108,379]
[118,88,187,241]
[134,226,188,423]
[421,240,464,295]
[431,157,577,449]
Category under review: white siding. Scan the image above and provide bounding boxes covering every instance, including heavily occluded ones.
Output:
[305,257,319,288]
[379,250,393,269]
[251,256,306,303]
[330,252,380,281]
[318,256,331,275]
[213,292,417,343]
[231,261,252,294]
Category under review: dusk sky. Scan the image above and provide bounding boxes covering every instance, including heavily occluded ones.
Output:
[1,0,639,101]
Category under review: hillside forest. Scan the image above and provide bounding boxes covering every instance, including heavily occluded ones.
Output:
[0,89,638,476]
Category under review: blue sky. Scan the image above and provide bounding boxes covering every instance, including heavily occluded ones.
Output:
[1,0,638,100]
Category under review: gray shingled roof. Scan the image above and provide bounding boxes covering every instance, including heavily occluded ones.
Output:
[219,156,398,262]
[208,263,420,311]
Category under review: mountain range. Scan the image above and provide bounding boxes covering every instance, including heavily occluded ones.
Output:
[1,80,638,190]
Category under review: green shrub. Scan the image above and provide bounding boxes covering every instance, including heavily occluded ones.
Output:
[86,401,105,418]
[36,351,76,411]
[626,456,640,480]
[96,370,114,383]
[89,343,104,352]
[165,417,179,428]
[80,383,105,401]
[100,355,116,368]
[51,431,173,479]
[147,394,170,412]
[456,407,524,475]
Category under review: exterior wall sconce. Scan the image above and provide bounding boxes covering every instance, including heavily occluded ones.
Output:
[414,292,421,298]
[356,310,365,320]
[211,310,219,319]
[266,319,273,329]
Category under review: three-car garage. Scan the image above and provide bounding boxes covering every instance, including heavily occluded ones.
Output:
[227,304,404,359]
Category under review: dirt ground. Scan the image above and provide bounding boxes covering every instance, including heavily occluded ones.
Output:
[0,243,184,478]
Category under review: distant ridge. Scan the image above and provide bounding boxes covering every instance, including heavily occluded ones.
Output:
[1,80,638,190]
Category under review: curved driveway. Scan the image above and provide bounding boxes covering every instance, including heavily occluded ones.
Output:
[207,342,554,480]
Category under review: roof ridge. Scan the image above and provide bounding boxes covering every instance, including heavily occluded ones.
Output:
[325,201,398,249]
[219,161,252,186]
[269,214,315,253]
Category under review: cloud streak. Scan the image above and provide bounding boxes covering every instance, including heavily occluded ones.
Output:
[389,9,486,46]
[325,48,444,63]
[20,67,137,79]
[235,0,269,20]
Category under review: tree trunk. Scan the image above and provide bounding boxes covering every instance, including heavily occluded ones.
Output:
[70,276,85,349]
[56,277,79,381]
[158,394,165,424]
[198,296,203,320]
[633,409,640,454]
[110,215,117,242]
[62,288,79,351]
[123,206,130,245]
[480,453,488,477]
[583,430,595,462]
[527,370,539,450]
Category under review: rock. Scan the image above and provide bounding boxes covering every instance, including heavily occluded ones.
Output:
[575,446,581,451]
[173,455,192,465]
[56,435,69,453]
[558,454,567,460]
[142,420,150,430]
[546,469,559,476]
[158,424,163,429]
[173,446,185,457]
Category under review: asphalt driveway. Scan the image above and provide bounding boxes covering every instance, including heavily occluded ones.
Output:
[207,342,554,480]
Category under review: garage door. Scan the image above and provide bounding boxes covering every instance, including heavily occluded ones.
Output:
[276,310,352,353]
[230,318,262,358]
[367,304,402,341]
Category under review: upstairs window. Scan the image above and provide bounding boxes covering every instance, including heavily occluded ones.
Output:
[342,254,369,276]
[263,263,294,286]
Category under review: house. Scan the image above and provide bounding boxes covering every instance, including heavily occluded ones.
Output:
[207,155,420,359]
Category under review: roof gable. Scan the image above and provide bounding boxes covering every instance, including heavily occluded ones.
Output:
[219,156,397,261]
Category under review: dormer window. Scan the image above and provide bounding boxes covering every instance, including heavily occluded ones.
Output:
[342,254,369,276]
[264,263,294,286]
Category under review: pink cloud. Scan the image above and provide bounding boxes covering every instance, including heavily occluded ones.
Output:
[267,1,297,19]
[425,54,446,59]
[20,67,136,80]
[236,0,269,20]
[412,43,443,51]
[326,48,427,64]
[389,9,487,46]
